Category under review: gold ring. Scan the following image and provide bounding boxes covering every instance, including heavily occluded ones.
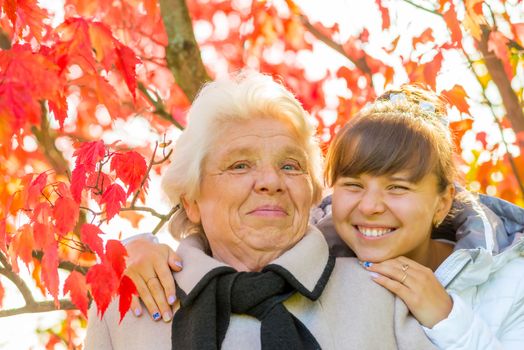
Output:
[146,276,159,285]
[400,271,408,284]
[401,264,409,271]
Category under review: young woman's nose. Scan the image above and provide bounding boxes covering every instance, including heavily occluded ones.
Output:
[254,165,284,194]
[357,189,386,215]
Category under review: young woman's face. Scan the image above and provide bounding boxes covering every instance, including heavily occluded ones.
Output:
[332,171,452,263]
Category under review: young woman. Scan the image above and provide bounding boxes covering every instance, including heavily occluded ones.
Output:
[123,85,524,349]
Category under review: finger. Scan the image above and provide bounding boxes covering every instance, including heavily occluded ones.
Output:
[133,275,162,321]
[146,277,173,322]
[167,248,183,272]
[130,295,143,317]
[153,257,177,306]
[370,273,412,300]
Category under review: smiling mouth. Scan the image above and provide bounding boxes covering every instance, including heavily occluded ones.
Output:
[248,206,288,217]
[356,225,396,238]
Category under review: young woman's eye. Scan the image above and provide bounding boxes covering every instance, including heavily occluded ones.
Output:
[389,185,409,192]
[342,182,363,190]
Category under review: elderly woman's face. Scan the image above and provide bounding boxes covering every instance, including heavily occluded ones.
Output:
[184,117,314,257]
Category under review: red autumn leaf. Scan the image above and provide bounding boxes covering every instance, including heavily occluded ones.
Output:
[413,28,434,48]
[71,164,87,203]
[375,0,390,30]
[63,271,89,317]
[86,262,119,316]
[118,275,137,322]
[0,219,6,254]
[423,51,443,90]
[41,240,59,304]
[3,0,17,28]
[25,172,47,208]
[105,239,128,277]
[476,131,488,148]
[100,184,126,221]
[114,42,139,99]
[442,85,470,114]
[33,222,52,250]
[81,223,104,257]
[88,21,117,70]
[336,66,360,92]
[12,224,34,267]
[6,0,48,42]
[73,140,106,173]
[443,3,462,45]
[110,151,147,195]
[53,196,79,235]
[0,279,4,309]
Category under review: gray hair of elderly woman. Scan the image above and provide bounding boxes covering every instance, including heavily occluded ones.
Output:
[161,71,324,240]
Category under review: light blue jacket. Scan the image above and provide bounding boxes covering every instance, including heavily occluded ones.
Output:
[314,194,524,349]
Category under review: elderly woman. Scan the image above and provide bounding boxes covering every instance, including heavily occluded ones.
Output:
[84,72,435,349]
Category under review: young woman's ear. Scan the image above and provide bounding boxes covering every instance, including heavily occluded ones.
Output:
[434,184,455,225]
[181,196,201,224]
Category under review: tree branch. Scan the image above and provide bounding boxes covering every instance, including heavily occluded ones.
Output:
[461,48,524,197]
[0,300,77,317]
[477,25,524,133]
[401,0,442,16]
[298,15,373,79]
[159,0,210,102]
[31,104,69,176]
[0,252,35,305]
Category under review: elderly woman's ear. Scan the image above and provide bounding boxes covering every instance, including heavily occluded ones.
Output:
[182,196,201,224]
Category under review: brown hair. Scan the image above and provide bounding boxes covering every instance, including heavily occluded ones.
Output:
[325,84,456,194]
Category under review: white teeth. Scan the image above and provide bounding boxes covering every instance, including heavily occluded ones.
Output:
[358,226,394,237]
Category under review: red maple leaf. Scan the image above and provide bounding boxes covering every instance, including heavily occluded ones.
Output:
[488,31,513,78]
[105,239,127,277]
[25,172,47,208]
[86,263,119,316]
[63,271,89,317]
[53,196,79,235]
[375,0,390,30]
[110,151,147,195]
[3,0,48,42]
[100,184,126,221]
[0,279,4,309]
[442,3,462,45]
[118,275,137,322]
[80,223,104,257]
[442,85,470,114]
[114,42,139,99]
[73,140,106,173]
[12,224,34,268]
[0,219,6,254]
[33,222,52,251]
[41,240,59,305]
[71,164,87,203]
[423,52,443,90]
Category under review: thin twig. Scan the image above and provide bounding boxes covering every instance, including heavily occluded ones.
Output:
[0,300,77,317]
[138,82,184,130]
[0,252,35,305]
[131,142,158,207]
[151,205,178,234]
[401,0,442,16]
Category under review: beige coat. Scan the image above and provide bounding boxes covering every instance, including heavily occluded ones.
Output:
[85,227,436,349]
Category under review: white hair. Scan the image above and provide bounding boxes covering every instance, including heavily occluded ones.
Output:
[161,70,323,239]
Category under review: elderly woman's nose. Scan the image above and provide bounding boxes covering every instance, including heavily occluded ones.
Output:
[254,166,284,193]
[358,189,386,215]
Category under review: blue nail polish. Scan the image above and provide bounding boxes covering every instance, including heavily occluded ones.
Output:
[134,308,142,316]
[168,295,176,305]
[152,312,161,321]
[175,261,183,268]
[362,261,373,268]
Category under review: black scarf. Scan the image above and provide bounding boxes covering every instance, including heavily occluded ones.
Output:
[171,256,335,350]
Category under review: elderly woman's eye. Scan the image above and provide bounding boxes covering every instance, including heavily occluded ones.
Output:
[281,161,301,172]
[229,162,250,171]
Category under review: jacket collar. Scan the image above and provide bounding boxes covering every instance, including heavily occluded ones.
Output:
[174,226,331,297]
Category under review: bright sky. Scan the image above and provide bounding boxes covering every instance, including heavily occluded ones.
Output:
[1,0,521,348]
